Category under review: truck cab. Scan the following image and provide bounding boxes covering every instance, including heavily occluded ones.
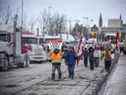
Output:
[0,25,30,71]
[0,29,15,71]
[21,32,47,63]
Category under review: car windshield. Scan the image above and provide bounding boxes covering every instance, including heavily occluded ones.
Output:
[22,37,37,44]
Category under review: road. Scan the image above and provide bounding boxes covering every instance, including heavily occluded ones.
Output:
[100,55,126,95]
[0,62,52,95]
[0,60,107,95]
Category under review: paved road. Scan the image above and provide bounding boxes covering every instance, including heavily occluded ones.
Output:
[102,55,126,95]
[0,60,107,95]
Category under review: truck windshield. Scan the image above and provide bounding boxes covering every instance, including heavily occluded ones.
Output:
[22,37,37,44]
[0,33,10,42]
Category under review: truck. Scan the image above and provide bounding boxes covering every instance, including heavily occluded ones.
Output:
[21,32,48,63]
[0,24,30,71]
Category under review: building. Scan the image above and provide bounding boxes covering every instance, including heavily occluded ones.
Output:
[108,19,122,28]
[101,18,126,40]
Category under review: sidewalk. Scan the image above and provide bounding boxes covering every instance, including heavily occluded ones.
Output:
[17,59,108,95]
[101,55,126,95]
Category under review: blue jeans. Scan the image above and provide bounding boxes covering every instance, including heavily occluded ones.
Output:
[68,64,75,79]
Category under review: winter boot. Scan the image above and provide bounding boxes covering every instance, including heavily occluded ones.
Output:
[58,73,62,80]
[51,73,55,80]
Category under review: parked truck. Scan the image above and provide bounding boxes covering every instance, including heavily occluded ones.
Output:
[0,24,29,71]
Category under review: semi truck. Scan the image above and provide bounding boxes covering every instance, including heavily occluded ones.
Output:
[0,24,29,71]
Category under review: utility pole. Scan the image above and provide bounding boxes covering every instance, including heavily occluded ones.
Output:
[21,0,23,27]
[13,14,19,57]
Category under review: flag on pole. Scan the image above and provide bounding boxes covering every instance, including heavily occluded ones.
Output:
[75,36,84,65]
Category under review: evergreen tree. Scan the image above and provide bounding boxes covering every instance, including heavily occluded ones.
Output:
[120,14,123,25]
[99,13,103,27]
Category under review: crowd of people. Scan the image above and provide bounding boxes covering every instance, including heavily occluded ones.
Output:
[48,40,118,81]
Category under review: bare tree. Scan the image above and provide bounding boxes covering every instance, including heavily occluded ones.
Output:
[38,9,67,36]
[49,13,67,35]
[38,9,51,35]
[0,5,12,25]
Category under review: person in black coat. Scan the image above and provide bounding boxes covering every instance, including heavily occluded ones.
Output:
[88,46,94,70]
[83,47,89,67]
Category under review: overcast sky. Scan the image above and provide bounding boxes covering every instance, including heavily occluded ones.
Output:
[0,0,126,26]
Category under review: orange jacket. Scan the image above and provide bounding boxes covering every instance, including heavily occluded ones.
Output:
[50,52,62,63]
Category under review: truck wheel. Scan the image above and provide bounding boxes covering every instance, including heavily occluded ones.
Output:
[2,54,9,71]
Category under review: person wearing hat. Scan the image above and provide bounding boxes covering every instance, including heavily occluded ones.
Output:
[49,48,63,80]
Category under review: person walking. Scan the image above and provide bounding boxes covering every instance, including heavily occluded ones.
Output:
[49,48,63,80]
[83,46,89,67]
[64,47,77,79]
[88,46,95,70]
[94,45,101,67]
[104,48,112,72]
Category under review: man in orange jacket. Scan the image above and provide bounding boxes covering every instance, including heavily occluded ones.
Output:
[50,48,63,80]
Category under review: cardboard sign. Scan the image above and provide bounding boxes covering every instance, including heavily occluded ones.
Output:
[48,38,63,50]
